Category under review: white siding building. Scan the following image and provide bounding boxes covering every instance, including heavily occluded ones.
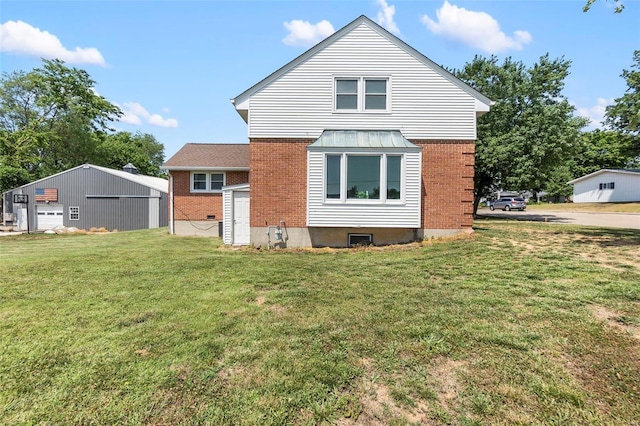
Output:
[569,169,640,203]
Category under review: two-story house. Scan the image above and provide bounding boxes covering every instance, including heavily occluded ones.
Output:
[165,15,492,247]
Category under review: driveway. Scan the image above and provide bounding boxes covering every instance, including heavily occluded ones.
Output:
[478,208,640,230]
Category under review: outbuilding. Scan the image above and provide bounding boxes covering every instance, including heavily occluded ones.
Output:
[568,169,640,203]
[2,164,168,232]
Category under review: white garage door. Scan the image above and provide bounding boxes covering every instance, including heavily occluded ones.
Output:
[36,205,64,230]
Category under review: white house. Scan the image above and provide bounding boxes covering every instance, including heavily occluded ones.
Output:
[568,169,640,203]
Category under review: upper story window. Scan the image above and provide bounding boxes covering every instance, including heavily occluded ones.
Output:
[335,77,389,112]
[191,172,226,193]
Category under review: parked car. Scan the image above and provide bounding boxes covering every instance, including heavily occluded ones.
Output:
[489,197,527,211]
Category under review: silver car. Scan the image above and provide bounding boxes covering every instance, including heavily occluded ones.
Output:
[489,197,526,211]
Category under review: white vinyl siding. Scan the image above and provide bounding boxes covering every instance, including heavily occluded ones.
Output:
[307,150,422,227]
[246,23,477,140]
[572,171,640,203]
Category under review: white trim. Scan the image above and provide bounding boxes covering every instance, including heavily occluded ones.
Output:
[190,171,226,193]
[163,166,249,172]
[333,76,390,113]
[322,152,405,204]
[232,15,493,117]
[568,169,640,185]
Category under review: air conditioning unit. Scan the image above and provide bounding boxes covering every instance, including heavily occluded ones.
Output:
[3,212,17,223]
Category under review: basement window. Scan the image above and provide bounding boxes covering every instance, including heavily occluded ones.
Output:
[349,233,373,247]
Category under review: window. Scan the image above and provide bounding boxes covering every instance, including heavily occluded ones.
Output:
[325,154,402,202]
[347,156,380,199]
[336,79,358,110]
[335,77,388,112]
[191,172,226,192]
[69,206,79,220]
[599,182,615,190]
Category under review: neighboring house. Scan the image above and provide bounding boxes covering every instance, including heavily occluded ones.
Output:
[163,143,249,236]
[167,15,492,247]
[568,169,640,203]
[1,164,168,232]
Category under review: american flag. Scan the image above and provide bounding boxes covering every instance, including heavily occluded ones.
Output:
[35,188,58,202]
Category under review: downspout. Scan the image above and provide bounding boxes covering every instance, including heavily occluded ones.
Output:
[168,172,174,234]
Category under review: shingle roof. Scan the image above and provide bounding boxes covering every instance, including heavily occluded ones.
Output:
[163,143,250,170]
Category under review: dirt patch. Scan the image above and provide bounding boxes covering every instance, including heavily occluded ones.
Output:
[429,357,465,415]
[336,357,468,425]
[588,305,640,341]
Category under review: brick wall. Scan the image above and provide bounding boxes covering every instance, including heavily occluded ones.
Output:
[413,140,475,229]
[171,170,249,221]
[249,139,312,227]
[249,138,474,231]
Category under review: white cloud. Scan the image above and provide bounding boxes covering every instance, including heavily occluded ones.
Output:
[0,20,105,66]
[574,98,612,130]
[148,114,178,128]
[282,19,335,47]
[118,102,178,128]
[376,0,400,35]
[420,1,532,54]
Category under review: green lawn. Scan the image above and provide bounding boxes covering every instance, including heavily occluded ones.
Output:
[1,223,639,425]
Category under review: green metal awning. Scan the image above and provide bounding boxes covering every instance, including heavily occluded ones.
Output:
[308,130,419,150]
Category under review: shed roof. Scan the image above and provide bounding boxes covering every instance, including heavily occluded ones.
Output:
[307,130,419,150]
[568,168,640,184]
[163,143,250,171]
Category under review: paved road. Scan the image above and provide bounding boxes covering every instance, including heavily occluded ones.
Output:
[478,208,640,230]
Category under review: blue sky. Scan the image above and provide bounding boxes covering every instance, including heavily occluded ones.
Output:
[1,0,638,160]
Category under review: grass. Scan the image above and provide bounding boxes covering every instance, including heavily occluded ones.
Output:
[1,222,639,425]
[523,202,640,213]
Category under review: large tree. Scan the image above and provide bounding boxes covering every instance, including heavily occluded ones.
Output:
[0,59,166,194]
[96,131,165,177]
[454,55,587,213]
[605,50,640,146]
[545,129,638,198]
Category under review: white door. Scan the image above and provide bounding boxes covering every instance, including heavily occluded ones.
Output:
[232,192,250,245]
[36,205,64,230]
[16,208,28,231]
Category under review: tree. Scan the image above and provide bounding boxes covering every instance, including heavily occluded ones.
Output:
[453,54,587,213]
[605,50,640,148]
[0,59,167,193]
[583,0,624,13]
[545,129,638,198]
[96,131,165,177]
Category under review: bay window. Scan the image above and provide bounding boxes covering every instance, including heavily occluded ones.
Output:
[325,153,403,202]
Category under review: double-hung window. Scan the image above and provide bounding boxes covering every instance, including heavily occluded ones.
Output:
[335,77,389,112]
[325,153,403,202]
[191,172,226,192]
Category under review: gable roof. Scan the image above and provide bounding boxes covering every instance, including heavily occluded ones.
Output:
[3,164,168,194]
[568,168,640,185]
[162,143,250,171]
[232,15,493,119]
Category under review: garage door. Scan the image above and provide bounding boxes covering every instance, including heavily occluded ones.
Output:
[36,205,64,230]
